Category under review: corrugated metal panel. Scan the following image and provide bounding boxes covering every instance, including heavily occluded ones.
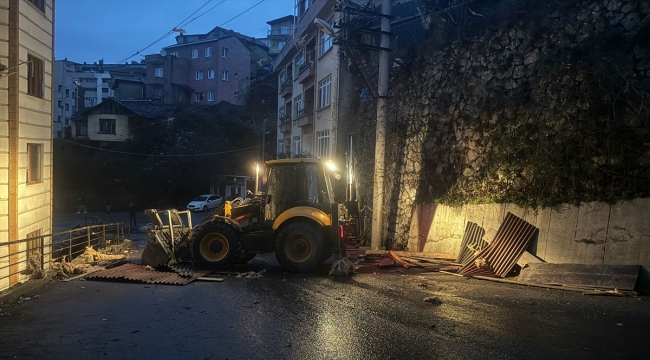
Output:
[459,213,538,278]
[456,222,487,265]
[85,264,211,285]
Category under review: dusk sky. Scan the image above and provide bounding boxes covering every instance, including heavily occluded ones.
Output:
[55,0,295,64]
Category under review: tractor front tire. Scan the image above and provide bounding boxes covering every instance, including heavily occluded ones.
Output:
[275,222,327,273]
[192,222,241,270]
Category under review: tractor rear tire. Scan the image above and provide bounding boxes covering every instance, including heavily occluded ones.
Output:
[274,222,327,273]
[192,222,241,270]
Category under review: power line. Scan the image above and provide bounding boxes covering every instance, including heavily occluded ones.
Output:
[220,0,265,26]
[59,138,276,157]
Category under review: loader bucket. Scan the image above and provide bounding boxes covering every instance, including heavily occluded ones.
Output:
[141,241,172,268]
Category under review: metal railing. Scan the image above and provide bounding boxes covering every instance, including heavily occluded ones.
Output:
[0,222,130,289]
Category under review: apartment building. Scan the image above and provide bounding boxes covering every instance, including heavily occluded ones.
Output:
[0,0,55,291]
[144,26,271,105]
[266,15,294,58]
[274,0,425,161]
[53,59,146,138]
[274,0,344,160]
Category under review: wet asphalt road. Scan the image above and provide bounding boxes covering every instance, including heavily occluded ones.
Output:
[1,211,650,359]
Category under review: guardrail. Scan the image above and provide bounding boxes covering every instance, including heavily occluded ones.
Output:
[0,222,130,290]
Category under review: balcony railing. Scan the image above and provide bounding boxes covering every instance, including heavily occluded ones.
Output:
[268,28,293,36]
[278,119,292,133]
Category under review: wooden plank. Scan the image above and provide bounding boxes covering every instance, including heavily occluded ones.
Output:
[517,263,640,291]
[389,251,410,269]
[377,258,395,267]
[365,250,456,260]
[516,251,543,267]
[196,277,224,282]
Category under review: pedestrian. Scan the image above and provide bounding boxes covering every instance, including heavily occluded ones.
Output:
[76,196,87,214]
[128,203,137,227]
[105,197,111,214]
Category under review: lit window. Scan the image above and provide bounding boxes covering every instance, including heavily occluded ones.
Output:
[205,47,212,57]
[26,143,43,184]
[293,136,301,155]
[318,75,331,109]
[317,130,330,158]
[191,49,199,58]
[207,69,215,79]
[222,70,229,81]
[196,70,204,80]
[207,92,215,102]
[154,68,163,77]
[195,92,203,102]
[98,118,116,134]
[222,48,229,58]
[27,55,44,98]
[278,139,284,156]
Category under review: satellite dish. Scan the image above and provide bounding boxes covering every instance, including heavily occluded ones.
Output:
[160,49,167,56]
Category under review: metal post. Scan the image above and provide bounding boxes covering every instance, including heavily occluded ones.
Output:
[260,118,267,192]
[371,0,391,250]
[68,230,72,261]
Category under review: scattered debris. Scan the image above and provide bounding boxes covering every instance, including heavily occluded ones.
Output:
[83,247,126,262]
[196,277,224,282]
[145,265,155,271]
[85,263,211,285]
[25,251,45,279]
[236,269,266,278]
[459,212,538,277]
[417,283,428,288]
[51,258,91,279]
[475,257,490,270]
[389,251,410,269]
[138,224,155,232]
[423,296,442,305]
[329,257,356,276]
[377,258,396,268]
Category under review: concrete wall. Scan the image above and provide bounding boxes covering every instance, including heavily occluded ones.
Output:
[409,199,650,269]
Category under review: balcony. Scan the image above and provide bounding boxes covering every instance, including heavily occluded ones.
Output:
[279,119,292,133]
[295,107,313,127]
[280,79,293,98]
[297,62,315,84]
[268,28,293,38]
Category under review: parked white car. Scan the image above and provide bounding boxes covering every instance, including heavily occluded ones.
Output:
[187,194,223,212]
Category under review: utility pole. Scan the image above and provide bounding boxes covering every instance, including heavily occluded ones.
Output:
[260,118,267,192]
[371,0,391,250]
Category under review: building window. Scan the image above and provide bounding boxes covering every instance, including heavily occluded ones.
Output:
[293,136,301,155]
[65,89,70,96]
[222,70,229,81]
[27,143,43,184]
[195,92,203,102]
[207,92,215,102]
[320,28,332,56]
[192,49,199,58]
[205,46,212,57]
[65,104,69,111]
[196,70,204,80]
[28,0,45,12]
[222,48,229,58]
[318,75,331,109]
[76,122,87,136]
[296,0,309,17]
[294,94,303,118]
[98,118,116,134]
[317,130,330,158]
[278,139,284,156]
[171,52,178,57]
[279,41,287,50]
[280,25,291,34]
[27,55,44,98]
[207,69,215,79]
[155,67,163,77]
[278,105,286,122]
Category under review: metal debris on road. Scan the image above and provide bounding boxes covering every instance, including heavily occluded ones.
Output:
[459,212,538,278]
[456,222,488,265]
[85,263,211,285]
